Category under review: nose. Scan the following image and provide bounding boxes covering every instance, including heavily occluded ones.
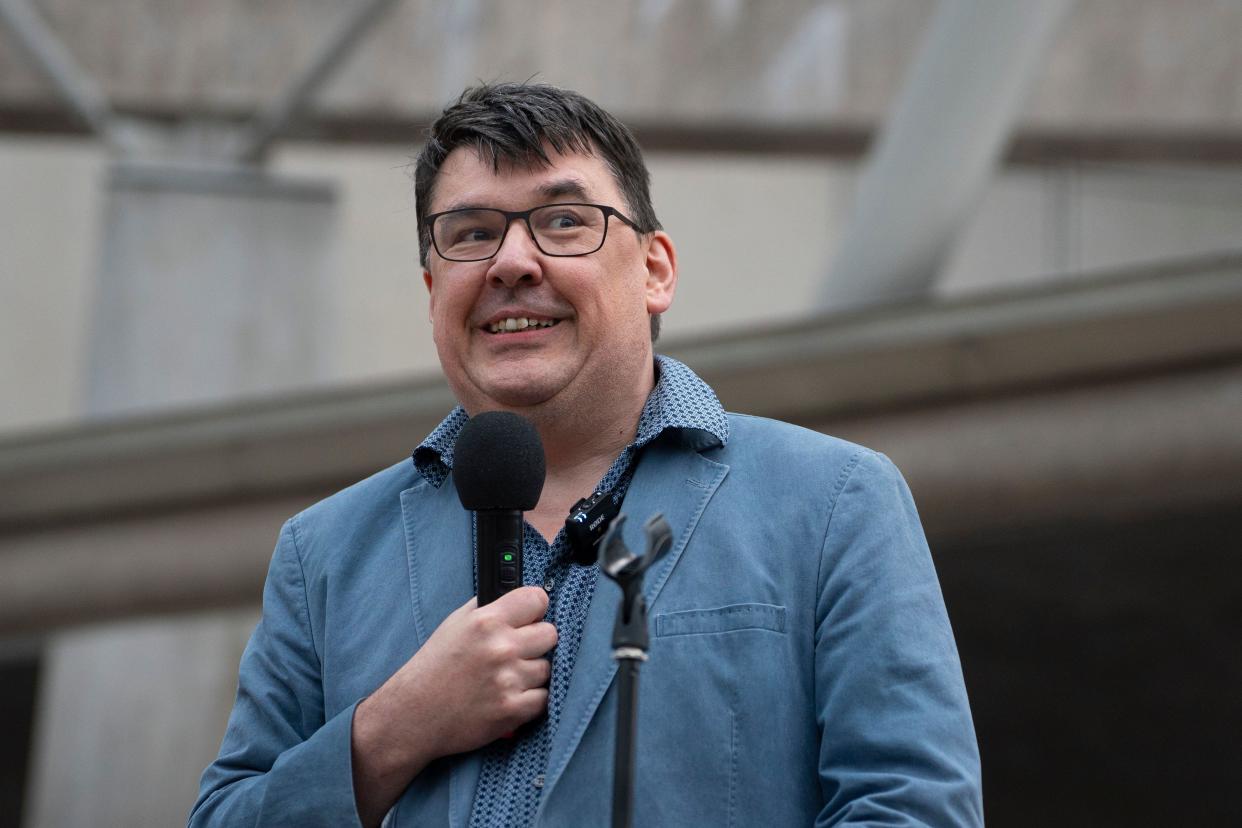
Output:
[486,217,543,289]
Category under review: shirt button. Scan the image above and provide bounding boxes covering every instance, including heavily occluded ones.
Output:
[543,576,555,592]
[533,774,545,789]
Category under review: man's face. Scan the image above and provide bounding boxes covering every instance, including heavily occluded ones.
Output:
[423,147,676,417]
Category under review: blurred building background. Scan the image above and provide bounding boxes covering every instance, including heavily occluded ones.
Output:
[1,1,1240,825]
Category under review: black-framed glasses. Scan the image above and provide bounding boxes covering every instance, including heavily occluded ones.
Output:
[425,203,638,262]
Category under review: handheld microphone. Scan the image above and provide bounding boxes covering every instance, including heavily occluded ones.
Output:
[454,411,546,605]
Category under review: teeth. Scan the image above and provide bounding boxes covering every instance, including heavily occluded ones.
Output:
[488,317,559,333]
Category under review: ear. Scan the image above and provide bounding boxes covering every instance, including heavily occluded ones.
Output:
[423,269,435,320]
[643,231,677,315]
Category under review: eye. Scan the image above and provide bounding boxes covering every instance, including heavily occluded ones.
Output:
[436,210,503,247]
[534,204,594,234]
[455,225,498,243]
[541,208,583,232]
[546,211,582,230]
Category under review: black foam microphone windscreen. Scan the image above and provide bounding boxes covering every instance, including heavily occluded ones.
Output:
[454,411,546,604]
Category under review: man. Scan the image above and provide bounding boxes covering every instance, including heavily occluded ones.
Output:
[191,82,982,827]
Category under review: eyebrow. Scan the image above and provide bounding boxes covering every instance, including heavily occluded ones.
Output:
[536,178,591,201]
[442,177,593,213]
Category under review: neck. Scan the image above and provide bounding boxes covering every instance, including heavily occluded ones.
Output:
[532,381,648,486]
[519,364,656,540]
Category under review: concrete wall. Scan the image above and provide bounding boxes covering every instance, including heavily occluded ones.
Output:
[23,611,257,828]
[0,138,99,431]
[85,163,342,417]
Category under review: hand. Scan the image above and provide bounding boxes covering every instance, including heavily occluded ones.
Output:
[351,587,556,824]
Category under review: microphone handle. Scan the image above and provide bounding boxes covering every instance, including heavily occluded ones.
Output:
[476,509,524,605]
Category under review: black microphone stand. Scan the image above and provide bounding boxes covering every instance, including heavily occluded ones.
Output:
[599,514,673,828]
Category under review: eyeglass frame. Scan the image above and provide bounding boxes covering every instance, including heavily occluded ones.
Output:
[423,202,640,262]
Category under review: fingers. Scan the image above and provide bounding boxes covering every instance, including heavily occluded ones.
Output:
[511,621,558,659]
[483,586,550,626]
[510,654,553,689]
[489,662,551,735]
[508,687,549,725]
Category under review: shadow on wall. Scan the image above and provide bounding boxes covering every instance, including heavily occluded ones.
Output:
[0,653,39,828]
[936,503,1242,827]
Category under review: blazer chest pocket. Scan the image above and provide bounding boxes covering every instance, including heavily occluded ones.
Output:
[654,602,786,637]
[639,603,789,826]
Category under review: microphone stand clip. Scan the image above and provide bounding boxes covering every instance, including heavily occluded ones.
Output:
[599,513,673,828]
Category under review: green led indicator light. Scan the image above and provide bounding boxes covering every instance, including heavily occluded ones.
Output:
[503,553,514,562]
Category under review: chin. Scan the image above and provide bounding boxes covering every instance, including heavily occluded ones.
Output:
[474,370,568,410]
[466,357,580,409]
[483,384,559,409]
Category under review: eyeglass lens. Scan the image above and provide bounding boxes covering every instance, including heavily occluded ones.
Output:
[432,205,608,260]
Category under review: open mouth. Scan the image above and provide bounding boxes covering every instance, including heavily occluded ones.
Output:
[486,317,561,334]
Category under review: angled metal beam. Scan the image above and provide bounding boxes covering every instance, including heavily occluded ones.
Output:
[821,0,1077,311]
[0,0,134,152]
[233,0,405,164]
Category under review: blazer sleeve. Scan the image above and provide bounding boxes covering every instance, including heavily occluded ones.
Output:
[188,518,364,827]
[813,450,984,827]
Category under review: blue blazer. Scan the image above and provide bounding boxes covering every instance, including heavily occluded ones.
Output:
[191,414,983,826]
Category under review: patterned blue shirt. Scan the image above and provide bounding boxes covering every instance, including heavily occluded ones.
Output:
[411,355,729,828]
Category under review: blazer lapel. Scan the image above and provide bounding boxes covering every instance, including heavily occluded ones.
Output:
[539,439,729,802]
[400,476,481,827]
[400,477,473,645]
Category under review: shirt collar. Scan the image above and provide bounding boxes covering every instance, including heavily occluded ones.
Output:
[412,355,728,487]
